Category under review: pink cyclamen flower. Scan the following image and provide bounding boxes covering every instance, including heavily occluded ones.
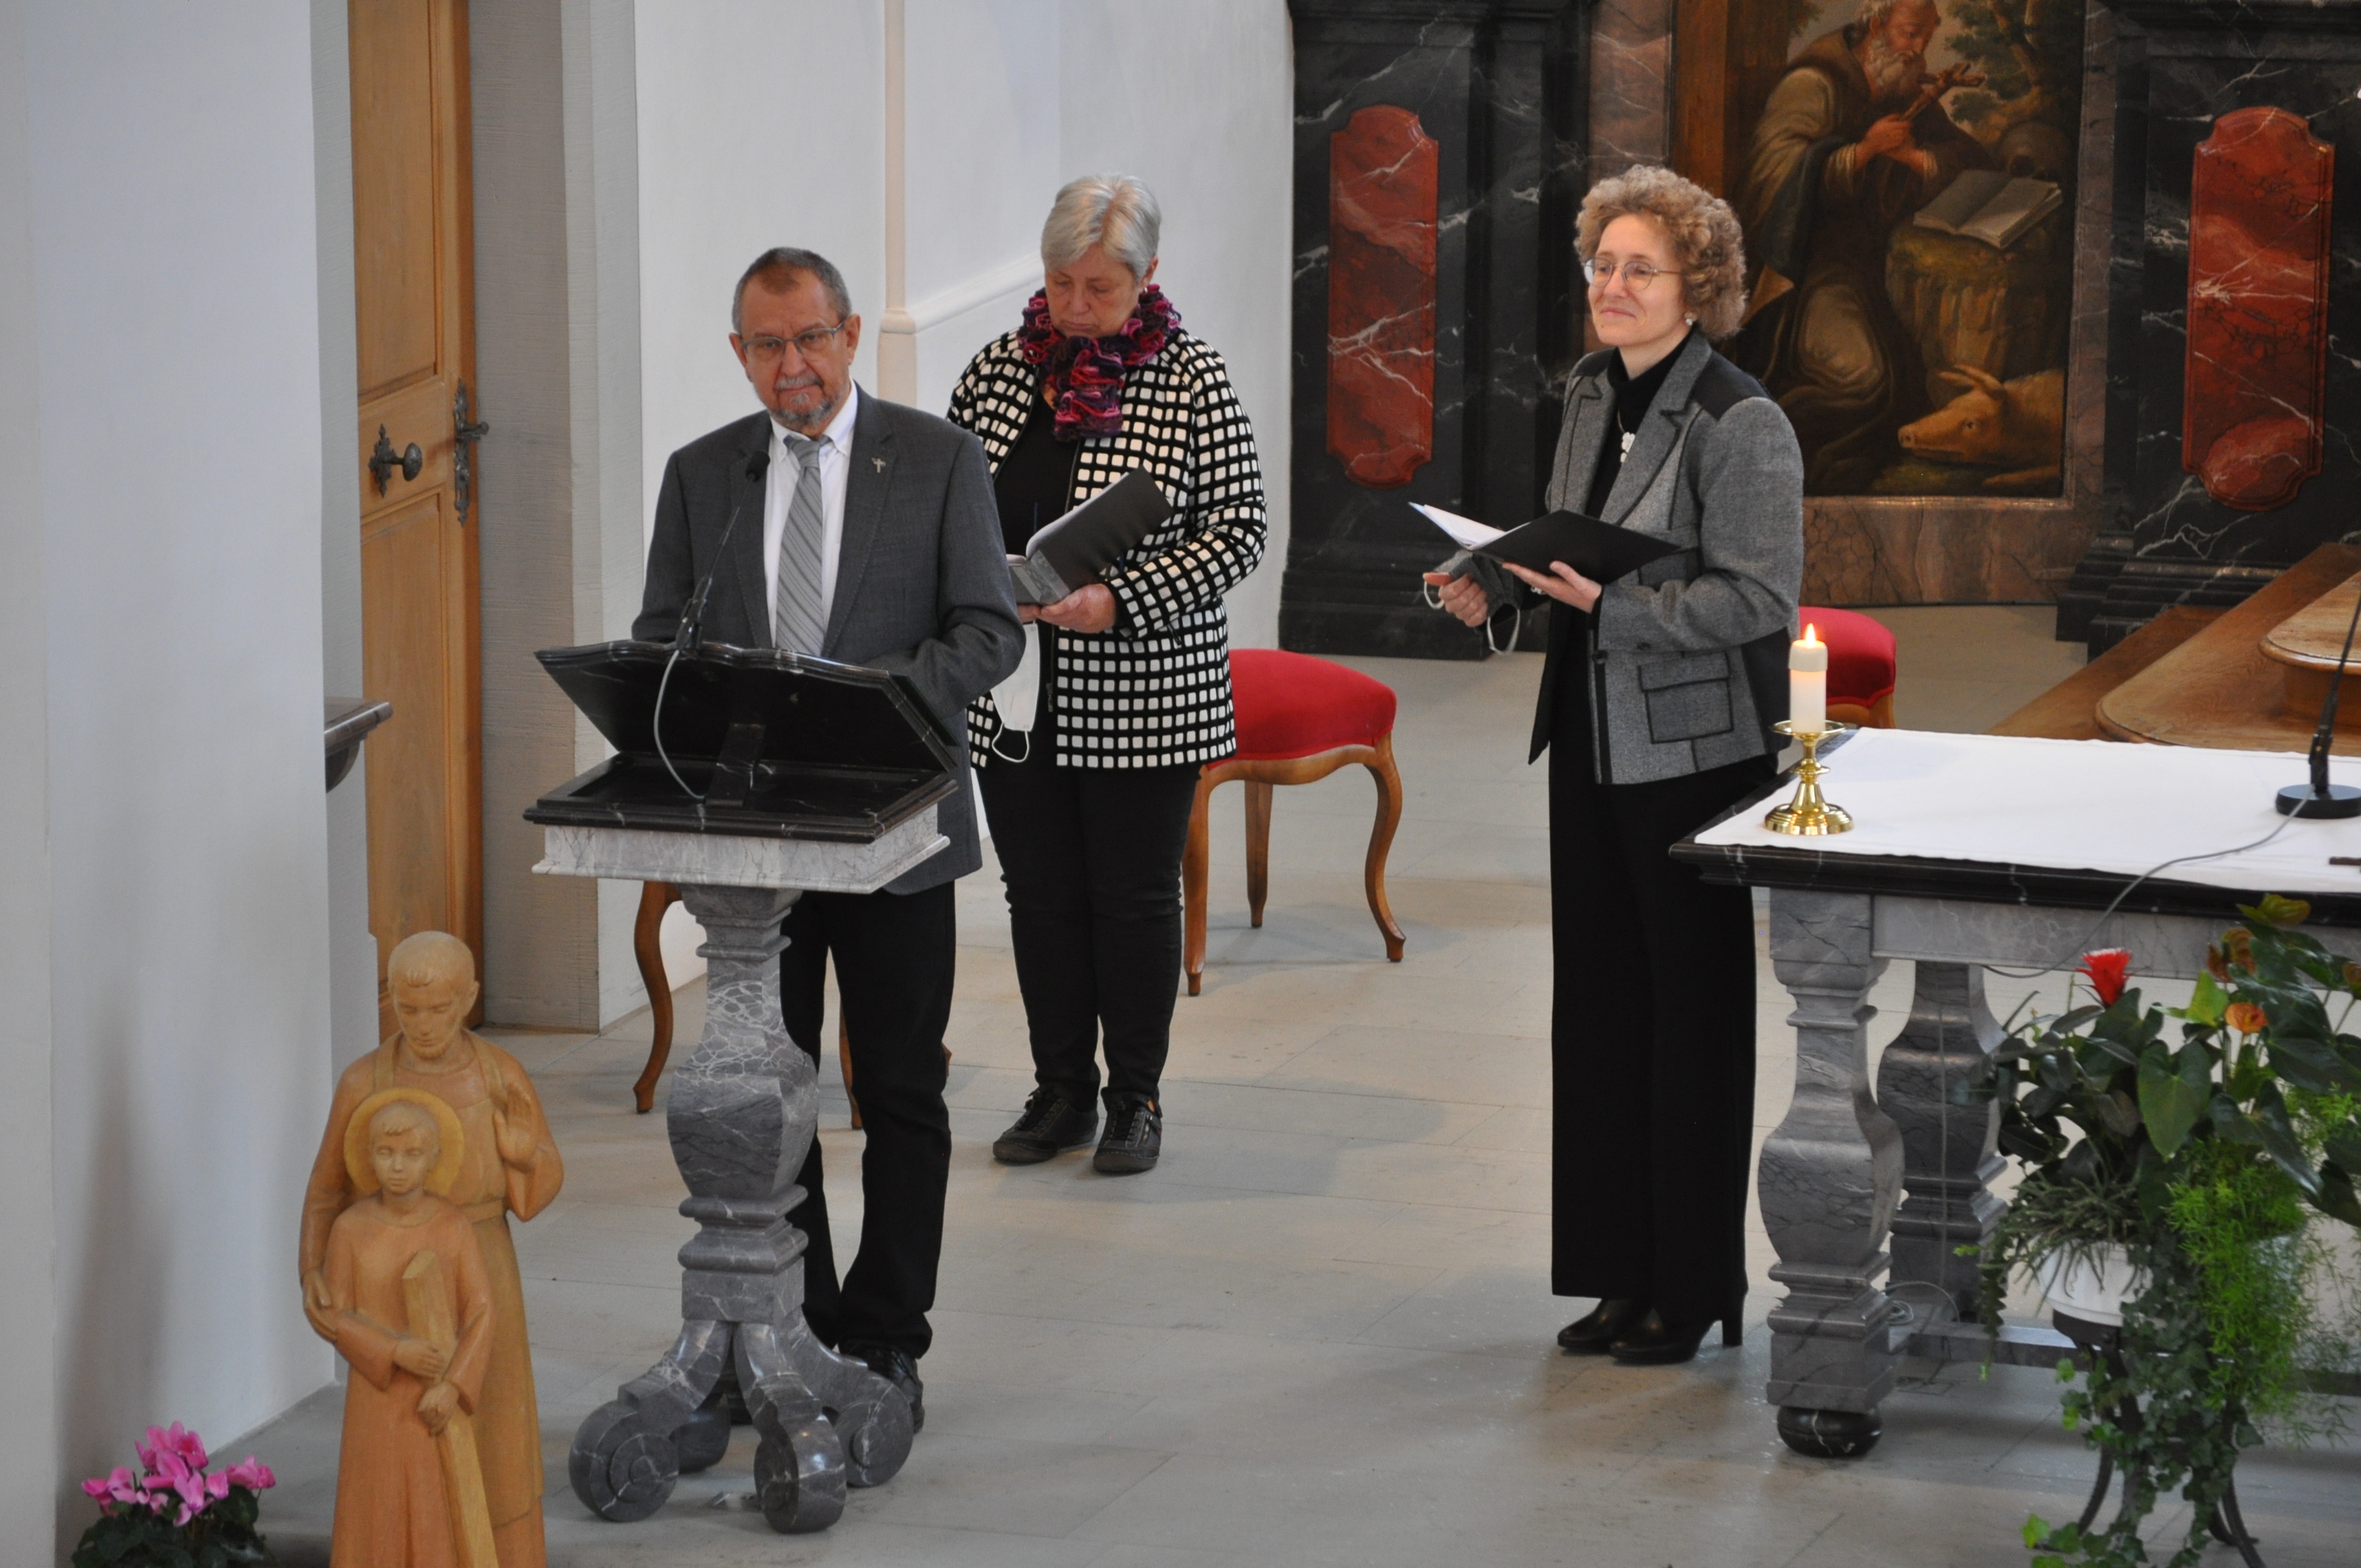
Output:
[165,1464,211,1525]
[80,1467,141,1506]
[143,1423,208,1473]
[224,1457,277,1491]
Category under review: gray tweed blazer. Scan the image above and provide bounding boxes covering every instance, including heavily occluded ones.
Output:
[1529,333,1805,785]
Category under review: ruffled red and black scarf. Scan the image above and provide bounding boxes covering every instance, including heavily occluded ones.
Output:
[1016,284,1178,440]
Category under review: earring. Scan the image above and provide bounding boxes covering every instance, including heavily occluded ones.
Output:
[1686,314,1697,324]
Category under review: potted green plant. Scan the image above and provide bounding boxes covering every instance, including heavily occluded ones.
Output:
[1965,896,2361,1568]
[73,1423,275,1567]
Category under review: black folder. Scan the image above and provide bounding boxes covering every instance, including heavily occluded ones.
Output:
[1421,505,1682,584]
[1012,471,1172,604]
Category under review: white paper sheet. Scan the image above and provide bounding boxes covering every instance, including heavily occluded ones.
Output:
[1693,728,2361,897]
[1411,503,1503,551]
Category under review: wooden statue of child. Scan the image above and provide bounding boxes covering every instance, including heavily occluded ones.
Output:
[311,1090,498,1568]
[302,932,563,1568]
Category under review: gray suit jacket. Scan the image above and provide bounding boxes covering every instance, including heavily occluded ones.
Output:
[634,390,1024,891]
[1529,333,1804,784]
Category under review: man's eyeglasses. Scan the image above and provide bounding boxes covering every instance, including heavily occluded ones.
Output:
[1582,258,1669,291]
[741,321,849,363]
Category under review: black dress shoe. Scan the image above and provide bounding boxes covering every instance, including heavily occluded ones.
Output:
[1608,1307,1740,1365]
[840,1340,924,1433]
[1556,1297,1642,1354]
[1093,1093,1161,1175]
[993,1088,1098,1164]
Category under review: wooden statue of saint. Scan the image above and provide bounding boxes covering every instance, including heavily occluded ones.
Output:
[313,1091,498,1568]
[302,932,565,1568]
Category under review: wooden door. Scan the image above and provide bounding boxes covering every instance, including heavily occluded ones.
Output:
[350,0,482,1036]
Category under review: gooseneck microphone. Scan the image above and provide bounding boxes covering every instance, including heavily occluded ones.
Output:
[675,446,773,653]
[2276,578,2361,818]
[656,445,772,799]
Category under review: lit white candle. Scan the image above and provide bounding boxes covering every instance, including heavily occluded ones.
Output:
[1789,623,1827,736]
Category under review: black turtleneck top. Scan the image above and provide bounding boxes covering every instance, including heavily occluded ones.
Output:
[1582,330,1691,519]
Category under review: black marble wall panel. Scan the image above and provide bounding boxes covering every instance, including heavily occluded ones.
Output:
[1282,0,1585,660]
[2060,0,2361,652]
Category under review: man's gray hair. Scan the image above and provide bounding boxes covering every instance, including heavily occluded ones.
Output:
[733,247,852,332]
[1040,175,1161,279]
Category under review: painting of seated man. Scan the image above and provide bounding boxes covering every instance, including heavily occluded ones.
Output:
[1731,0,2083,497]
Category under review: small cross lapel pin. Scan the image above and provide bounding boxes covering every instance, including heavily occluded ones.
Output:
[871,457,886,473]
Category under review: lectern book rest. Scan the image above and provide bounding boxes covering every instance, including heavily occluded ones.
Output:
[524,639,958,841]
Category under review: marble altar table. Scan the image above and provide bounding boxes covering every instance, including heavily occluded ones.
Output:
[526,640,958,1532]
[1673,728,2361,1457]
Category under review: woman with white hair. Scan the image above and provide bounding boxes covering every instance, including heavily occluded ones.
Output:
[948,174,1267,1177]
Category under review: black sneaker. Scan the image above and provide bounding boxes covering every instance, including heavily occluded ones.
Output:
[1093,1094,1162,1175]
[992,1088,1098,1164]
[839,1340,924,1433]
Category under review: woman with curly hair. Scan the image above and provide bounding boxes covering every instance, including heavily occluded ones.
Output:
[1427,165,1803,1365]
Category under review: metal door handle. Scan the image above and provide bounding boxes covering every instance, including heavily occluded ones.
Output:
[369,426,424,494]
[454,380,490,522]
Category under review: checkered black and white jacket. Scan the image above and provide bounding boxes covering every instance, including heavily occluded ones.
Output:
[948,326,1268,769]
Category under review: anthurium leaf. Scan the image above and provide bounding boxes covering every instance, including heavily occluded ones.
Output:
[2252,1094,2324,1196]
[2315,1164,2361,1227]
[2213,1093,2265,1145]
[2139,1050,2206,1157]
[2183,971,2229,1026]
[2095,1089,2142,1139]
[2243,894,2313,928]
[2269,1034,2361,1094]
[2321,1121,2361,1179]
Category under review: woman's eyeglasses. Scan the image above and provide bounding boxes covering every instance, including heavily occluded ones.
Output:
[741,321,849,363]
[1582,259,1668,291]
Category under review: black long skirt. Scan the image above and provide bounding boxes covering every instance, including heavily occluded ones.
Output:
[1546,639,1771,1325]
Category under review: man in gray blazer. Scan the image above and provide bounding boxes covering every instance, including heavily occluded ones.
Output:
[634,247,1023,1428]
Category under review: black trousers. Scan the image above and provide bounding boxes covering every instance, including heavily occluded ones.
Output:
[1548,659,1771,1324]
[777,882,954,1360]
[976,745,1201,1111]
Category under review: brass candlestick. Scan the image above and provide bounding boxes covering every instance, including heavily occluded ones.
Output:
[1765,720,1854,835]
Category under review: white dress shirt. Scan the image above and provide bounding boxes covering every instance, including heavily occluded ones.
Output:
[763,382,859,639]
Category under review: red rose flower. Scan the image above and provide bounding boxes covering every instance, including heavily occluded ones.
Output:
[2078,948,2132,1007]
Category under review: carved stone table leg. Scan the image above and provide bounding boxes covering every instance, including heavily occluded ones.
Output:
[1760,889,1905,1457]
[569,884,911,1533]
[1874,961,2003,1318]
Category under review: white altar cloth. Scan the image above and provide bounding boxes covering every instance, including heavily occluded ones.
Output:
[1694,729,2361,897]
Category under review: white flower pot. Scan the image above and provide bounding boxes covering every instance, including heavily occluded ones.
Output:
[2033,1245,2144,1326]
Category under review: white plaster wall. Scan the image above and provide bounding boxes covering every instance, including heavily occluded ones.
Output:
[312,0,377,1074]
[0,0,62,1548]
[22,0,333,1542]
[1053,0,1294,650]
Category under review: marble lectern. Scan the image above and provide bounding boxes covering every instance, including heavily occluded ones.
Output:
[526,640,960,1533]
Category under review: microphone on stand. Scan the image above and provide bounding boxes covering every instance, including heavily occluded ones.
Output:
[655,444,772,798]
[2275,577,2361,818]
[675,446,772,654]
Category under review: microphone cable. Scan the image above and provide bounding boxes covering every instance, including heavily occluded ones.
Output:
[653,445,772,801]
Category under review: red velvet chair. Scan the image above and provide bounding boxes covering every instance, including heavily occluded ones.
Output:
[1798,605,1898,728]
[1183,649,1406,995]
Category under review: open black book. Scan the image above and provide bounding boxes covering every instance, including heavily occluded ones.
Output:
[1414,503,1681,584]
[1012,470,1172,605]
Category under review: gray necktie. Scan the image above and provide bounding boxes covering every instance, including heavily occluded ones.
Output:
[772,432,827,655]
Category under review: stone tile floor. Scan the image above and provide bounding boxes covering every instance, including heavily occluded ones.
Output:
[244,617,2361,1566]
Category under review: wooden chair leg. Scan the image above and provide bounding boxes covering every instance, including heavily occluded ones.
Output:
[1868,692,1896,729]
[1363,733,1407,962]
[1183,767,1217,995]
[631,881,681,1113]
[1244,780,1273,928]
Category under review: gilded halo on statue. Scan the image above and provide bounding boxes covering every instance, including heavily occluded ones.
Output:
[341,1087,467,1197]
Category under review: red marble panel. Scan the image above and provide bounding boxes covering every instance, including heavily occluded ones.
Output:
[1327,105,1437,490]
[2183,106,2333,512]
